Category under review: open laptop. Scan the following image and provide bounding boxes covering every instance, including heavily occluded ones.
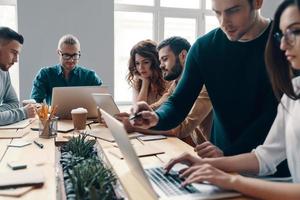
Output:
[52,86,108,119]
[92,93,120,116]
[100,109,241,200]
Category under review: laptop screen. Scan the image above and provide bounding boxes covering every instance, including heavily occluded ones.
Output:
[52,86,109,119]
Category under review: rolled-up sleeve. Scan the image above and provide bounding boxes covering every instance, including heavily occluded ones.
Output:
[254,100,287,176]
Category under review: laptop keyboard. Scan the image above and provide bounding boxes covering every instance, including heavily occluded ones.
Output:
[145,167,200,196]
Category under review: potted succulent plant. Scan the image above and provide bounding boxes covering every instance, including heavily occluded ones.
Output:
[60,134,118,200]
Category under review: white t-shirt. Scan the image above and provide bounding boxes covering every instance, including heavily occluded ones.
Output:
[254,76,300,183]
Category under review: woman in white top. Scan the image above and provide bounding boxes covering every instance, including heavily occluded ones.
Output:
[164,0,300,199]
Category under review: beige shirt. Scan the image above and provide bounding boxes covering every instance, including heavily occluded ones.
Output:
[151,81,213,145]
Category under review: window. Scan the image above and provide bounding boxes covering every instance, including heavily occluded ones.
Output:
[114,0,219,103]
[0,0,18,97]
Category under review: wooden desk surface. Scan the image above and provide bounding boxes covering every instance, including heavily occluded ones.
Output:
[0,122,253,200]
[0,138,12,162]
[0,128,56,200]
[96,125,252,200]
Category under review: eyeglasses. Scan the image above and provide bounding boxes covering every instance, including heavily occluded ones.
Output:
[58,50,81,60]
[274,28,300,47]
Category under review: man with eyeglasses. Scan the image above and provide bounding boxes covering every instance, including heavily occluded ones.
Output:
[31,34,102,104]
[132,0,290,177]
[0,27,36,125]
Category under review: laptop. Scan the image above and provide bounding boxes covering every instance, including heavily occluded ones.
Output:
[51,86,108,119]
[92,93,120,116]
[100,109,241,200]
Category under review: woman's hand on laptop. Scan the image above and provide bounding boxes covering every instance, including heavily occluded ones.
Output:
[163,153,237,189]
[179,163,238,190]
[164,153,203,174]
[130,101,159,129]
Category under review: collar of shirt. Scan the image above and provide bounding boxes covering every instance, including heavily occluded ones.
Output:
[56,64,79,77]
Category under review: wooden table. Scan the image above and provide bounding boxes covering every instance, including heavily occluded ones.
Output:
[0,121,252,199]
[94,124,252,200]
[0,128,56,200]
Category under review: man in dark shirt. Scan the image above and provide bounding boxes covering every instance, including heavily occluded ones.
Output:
[31,34,102,104]
[132,0,289,176]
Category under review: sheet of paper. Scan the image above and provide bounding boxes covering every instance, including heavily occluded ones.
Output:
[0,169,44,189]
[88,129,142,142]
[109,143,164,159]
[7,141,32,148]
[0,119,34,129]
[0,127,30,139]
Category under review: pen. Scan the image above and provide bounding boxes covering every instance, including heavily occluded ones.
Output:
[33,140,44,149]
[129,113,142,120]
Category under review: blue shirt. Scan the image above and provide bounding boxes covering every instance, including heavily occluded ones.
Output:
[31,64,102,104]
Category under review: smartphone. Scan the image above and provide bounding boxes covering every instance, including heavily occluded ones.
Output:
[7,161,27,170]
[138,135,167,141]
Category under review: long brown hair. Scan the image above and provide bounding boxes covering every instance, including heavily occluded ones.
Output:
[126,39,166,96]
[265,0,300,100]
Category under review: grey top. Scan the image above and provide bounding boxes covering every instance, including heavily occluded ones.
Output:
[0,70,26,125]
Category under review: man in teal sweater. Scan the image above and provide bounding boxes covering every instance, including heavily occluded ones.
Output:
[132,0,289,176]
[31,34,102,104]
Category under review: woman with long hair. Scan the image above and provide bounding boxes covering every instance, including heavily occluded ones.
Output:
[127,39,167,104]
[163,0,300,199]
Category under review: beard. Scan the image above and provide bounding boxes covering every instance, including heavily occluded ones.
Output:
[164,57,183,81]
[0,63,8,71]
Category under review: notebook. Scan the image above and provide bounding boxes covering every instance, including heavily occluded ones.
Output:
[0,127,30,139]
[0,170,44,189]
[87,129,142,142]
[109,143,164,159]
[0,119,34,129]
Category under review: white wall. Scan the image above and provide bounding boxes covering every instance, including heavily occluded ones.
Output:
[262,0,283,18]
[16,0,281,101]
[17,0,114,101]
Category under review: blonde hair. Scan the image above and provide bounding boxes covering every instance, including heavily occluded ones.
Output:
[58,34,80,49]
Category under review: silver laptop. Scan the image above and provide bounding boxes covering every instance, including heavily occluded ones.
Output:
[100,109,241,200]
[52,86,108,119]
[92,93,120,116]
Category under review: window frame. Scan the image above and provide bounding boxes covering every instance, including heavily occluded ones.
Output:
[0,0,19,97]
[114,0,217,104]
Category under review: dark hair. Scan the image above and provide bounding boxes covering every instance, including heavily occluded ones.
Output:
[247,0,254,8]
[265,0,299,100]
[157,36,191,56]
[0,27,23,44]
[126,39,166,96]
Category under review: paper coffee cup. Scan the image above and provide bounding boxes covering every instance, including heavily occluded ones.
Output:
[22,99,36,107]
[71,108,88,130]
